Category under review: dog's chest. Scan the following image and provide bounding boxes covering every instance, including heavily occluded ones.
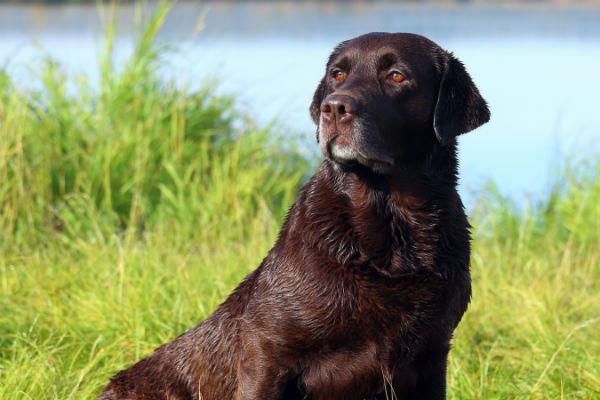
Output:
[304,192,443,276]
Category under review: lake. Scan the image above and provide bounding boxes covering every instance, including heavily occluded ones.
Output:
[1,2,599,209]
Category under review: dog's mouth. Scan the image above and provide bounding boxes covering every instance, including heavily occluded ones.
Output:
[327,135,394,174]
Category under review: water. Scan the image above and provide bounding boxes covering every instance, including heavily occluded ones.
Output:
[2,3,599,209]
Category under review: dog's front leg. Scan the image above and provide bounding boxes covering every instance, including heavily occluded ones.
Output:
[403,348,449,400]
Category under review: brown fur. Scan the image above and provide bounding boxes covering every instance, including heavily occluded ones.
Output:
[99,32,489,400]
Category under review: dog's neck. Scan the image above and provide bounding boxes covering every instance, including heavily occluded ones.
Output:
[331,141,460,211]
[290,146,464,278]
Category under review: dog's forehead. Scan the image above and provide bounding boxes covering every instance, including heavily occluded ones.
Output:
[330,32,442,70]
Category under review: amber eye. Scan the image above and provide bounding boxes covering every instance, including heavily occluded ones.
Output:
[334,71,347,82]
[389,71,405,83]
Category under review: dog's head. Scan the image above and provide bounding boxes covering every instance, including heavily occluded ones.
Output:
[310,32,490,175]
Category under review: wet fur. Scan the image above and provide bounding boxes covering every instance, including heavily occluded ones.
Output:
[99,32,489,400]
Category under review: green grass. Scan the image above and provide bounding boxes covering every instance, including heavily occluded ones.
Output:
[1,4,598,400]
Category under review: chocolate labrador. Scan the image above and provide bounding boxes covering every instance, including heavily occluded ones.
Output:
[99,32,489,400]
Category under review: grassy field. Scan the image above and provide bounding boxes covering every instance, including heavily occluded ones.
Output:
[1,5,599,400]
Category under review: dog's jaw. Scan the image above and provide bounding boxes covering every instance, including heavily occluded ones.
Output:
[323,128,395,176]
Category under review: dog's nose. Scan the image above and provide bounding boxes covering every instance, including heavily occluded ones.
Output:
[320,95,357,124]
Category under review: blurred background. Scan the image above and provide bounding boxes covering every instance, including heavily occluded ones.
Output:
[1,2,599,399]
[2,0,599,208]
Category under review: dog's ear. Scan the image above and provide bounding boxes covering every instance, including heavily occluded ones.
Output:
[433,53,490,145]
[310,76,327,142]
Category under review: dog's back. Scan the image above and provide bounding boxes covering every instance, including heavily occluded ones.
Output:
[99,271,259,399]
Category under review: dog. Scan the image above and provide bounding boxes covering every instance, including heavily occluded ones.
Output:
[99,32,489,400]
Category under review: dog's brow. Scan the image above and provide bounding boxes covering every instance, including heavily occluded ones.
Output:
[330,55,352,71]
[377,53,398,70]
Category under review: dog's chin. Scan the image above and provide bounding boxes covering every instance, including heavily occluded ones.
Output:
[328,142,394,175]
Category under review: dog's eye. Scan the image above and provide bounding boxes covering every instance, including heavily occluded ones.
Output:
[389,72,405,83]
[333,71,347,82]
